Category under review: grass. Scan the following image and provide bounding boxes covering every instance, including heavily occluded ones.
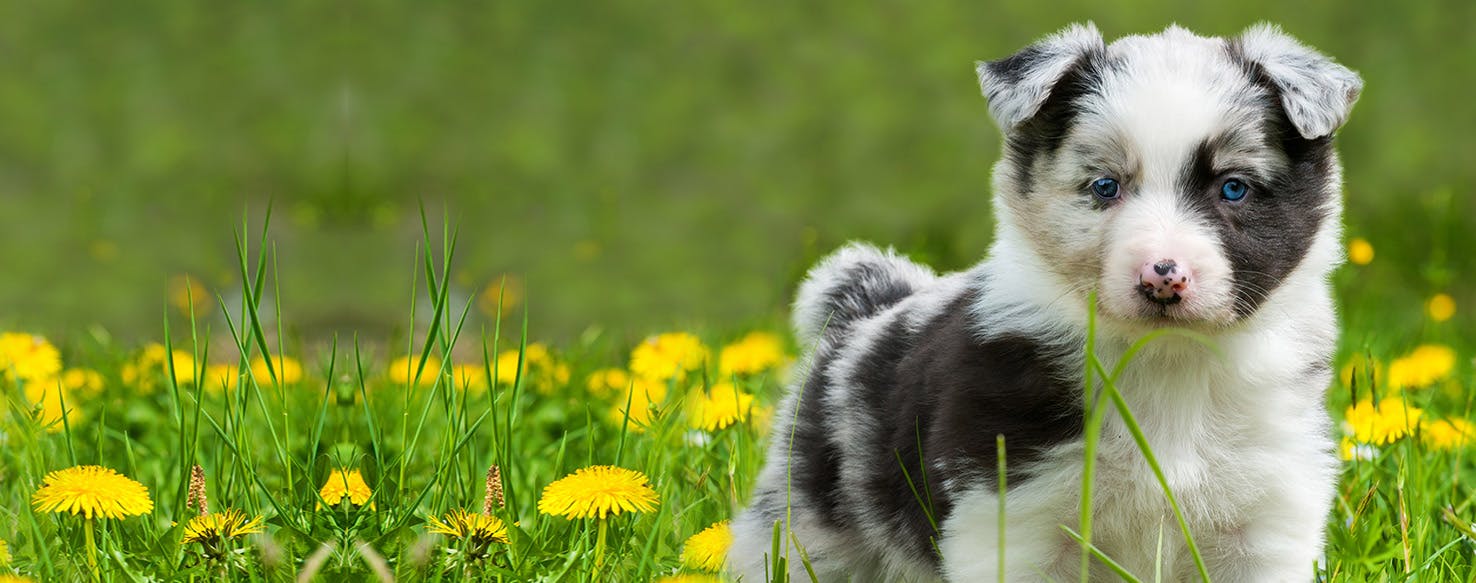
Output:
[1,213,1474,582]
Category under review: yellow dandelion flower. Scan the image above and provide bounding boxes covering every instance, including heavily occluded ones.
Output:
[1428,293,1456,323]
[1386,344,1456,390]
[586,368,630,399]
[681,520,733,571]
[121,343,196,392]
[388,354,442,386]
[0,575,34,583]
[319,469,375,510]
[182,508,265,544]
[0,332,62,384]
[203,364,240,394]
[1344,398,1424,445]
[689,384,756,432]
[1338,436,1377,462]
[494,343,568,393]
[32,465,154,519]
[1421,418,1475,450]
[426,508,509,544]
[250,354,303,385]
[537,465,659,519]
[24,384,81,433]
[62,368,105,398]
[477,276,524,319]
[630,333,708,382]
[168,275,212,315]
[452,363,490,392]
[1347,237,1374,265]
[611,377,669,432]
[0,538,10,566]
[144,343,198,385]
[719,332,786,377]
[654,575,723,583]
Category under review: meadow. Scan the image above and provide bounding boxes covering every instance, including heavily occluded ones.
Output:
[0,214,1473,582]
[2,1,1475,582]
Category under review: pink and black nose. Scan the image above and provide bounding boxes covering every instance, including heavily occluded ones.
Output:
[1139,260,1192,305]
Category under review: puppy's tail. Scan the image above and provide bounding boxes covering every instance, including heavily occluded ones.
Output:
[792,242,935,345]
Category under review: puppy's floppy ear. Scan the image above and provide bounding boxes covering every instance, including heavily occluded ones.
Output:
[975,22,1104,130]
[1234,23,1363,139]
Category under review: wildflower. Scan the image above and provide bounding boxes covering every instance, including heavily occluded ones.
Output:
[680,521,733,571]
[611,377,669,432]
[538,465,659,519]
[388,354,442,386]
[249,354,303,385]
[1421,418,1475,450]
[61,368,105,397]
[1347,237,1374,265]
[451,363,490,392]
[24,384,80,433]
[586,368,631,399]
[0,332,62,384]
[1344,398,1424,445]
[203,363,239,394]
[1386,345,1456,390]
[319,469,374,509]
[477,276,524,318]
[182,508,265,545]
[1338,436,1377,461]
[0,576,34,583]
[168,275,212,315]
[719,332,786,376]
[426,508,508,545]
[494,343,570,392]
[32,465,154,519]
[0,538,9,566]
[630,333,708,382]
[122,343,196,392]
[1428,293,1456,323]
[689,384,756,431]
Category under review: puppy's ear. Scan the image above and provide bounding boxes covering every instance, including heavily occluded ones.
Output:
[1234,24,1363,139]
[975,23,1104,130]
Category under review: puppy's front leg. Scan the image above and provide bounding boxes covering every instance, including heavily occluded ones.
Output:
[938,486,1082,582]
[1200,466,1334,582]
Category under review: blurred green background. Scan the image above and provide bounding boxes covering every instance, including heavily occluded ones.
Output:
[0,0,1471,347]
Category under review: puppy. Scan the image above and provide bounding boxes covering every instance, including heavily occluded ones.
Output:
[731,23,1361,582]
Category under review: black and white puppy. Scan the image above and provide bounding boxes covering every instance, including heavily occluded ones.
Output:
[731,23,1361,582]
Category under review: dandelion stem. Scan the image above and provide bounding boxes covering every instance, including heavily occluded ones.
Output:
[83,516,100,581]
[594,517,609,576]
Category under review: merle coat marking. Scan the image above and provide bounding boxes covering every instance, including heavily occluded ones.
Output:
[732,23,1360,582]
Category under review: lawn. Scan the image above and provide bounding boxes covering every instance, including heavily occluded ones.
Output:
[0,215,1473,582]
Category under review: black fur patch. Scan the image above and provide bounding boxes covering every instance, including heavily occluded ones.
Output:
[1177,70,1336,317]
[1000,52,1108,195]
[792,344,849,530]
[838,288,1083,569]
[819,261,919,337]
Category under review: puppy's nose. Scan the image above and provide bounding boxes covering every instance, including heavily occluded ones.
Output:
[1139,260,1192,305]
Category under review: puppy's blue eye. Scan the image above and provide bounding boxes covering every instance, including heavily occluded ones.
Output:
[1090,178,1120,200]
[1220,179,1248,202]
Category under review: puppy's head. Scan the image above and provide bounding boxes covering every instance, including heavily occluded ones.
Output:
[977,24,1361,328]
